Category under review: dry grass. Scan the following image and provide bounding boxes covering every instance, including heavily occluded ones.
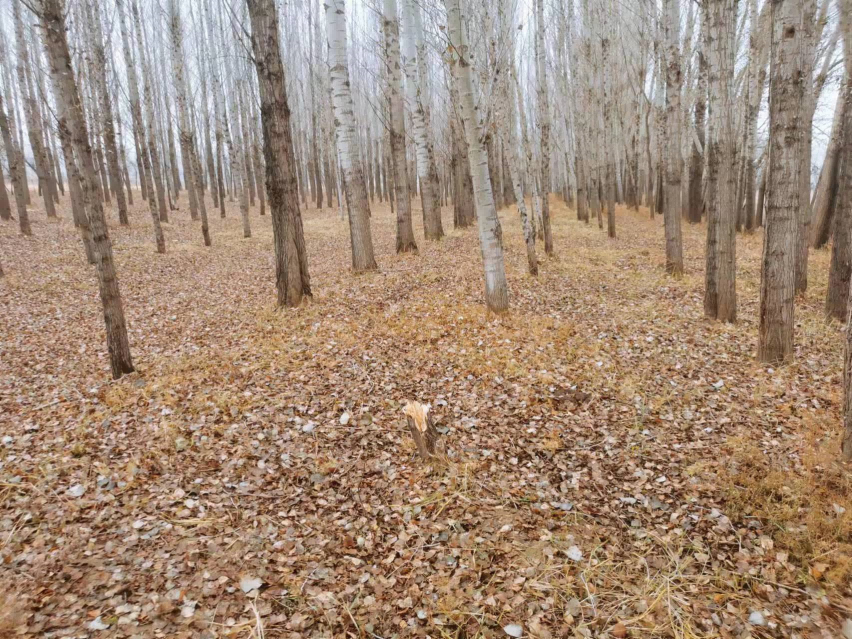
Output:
[0,589,25,635]
[722,424,852,587]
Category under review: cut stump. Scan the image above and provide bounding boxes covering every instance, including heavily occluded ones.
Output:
[403,401,441,461]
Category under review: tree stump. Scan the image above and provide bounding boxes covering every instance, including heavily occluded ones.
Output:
[403,401,441,461]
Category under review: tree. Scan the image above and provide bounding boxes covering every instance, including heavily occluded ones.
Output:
[795,0,835,294]
[382,0,417,253]
[246,0,312,306]
[325,0,377,273]
[811,86,845,250]
[445,0,508,313]
[841,0,852,461]
[35,0,135,379]
[663,0,685,273]
[687,6,707,225]
[233,80,253,239]
[0,145,10,221]
[13,0,56,220]
[535,0,554,254]
[169,0,211,246]
[116,0,165,253]
[497,0,537,275]
[758,0,803,364]
[827,4,852,322]
[741,0,770,233]
[131,0,168,223]
[447,69,474,229]
[86,1,129,226]
[0,92,30,236]
[704,0,737,322]
[401,0,443,241]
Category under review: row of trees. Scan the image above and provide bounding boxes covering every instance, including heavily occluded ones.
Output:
[0,0,851,453]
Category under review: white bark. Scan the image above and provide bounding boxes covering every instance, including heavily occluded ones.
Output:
[445,0,508,313]
[401,0,443,240]
[382,0,417,253]
[325,0,377,272]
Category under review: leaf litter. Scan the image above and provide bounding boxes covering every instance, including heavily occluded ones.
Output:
[1,198,851,637]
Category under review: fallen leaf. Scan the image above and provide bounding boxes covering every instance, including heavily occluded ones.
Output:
[240,576,263,593]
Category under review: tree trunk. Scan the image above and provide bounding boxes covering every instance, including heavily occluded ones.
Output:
[401,0,443,241]
[131,0,168,223]
[325,0,377,272]
[535,0,554,254]
[169,0,210,246]
[825,16,852,322]
[758,0,802,364]
[0,93,31,236]
[234,83,253,238]
[503,90,537,275]
[811,86,845,249]
[450,99,474,229]
[497,0,536,274]
[247,0,312,307]
[704,0,737,322]
[251,130,266,216]
[755,163,767,227]
[14,0,56,219]
[743,0,767,233]
[38,0,135,379]
[795,0,817,294]
[383,0,417,253]
[840,0,852,459]
[446,0,508,313]
[44,34,95,261]
[165,96,181,199]
[87,2,129,226]
[117,0,164,253]
[0,153,11,221]
[113,98,134,206]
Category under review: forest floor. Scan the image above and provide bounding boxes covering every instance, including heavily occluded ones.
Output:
[1,193,851,639]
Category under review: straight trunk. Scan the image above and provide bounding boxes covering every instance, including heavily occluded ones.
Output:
[402,0,443,240]
[38,0,135,379]
[169,0,210,246]
[498,0,536,274]
[446,0,508,313]
[704,0,737,322]
[383,0,417,253]
[825,47,852,320]
[535,0,554,253]
[758,0,802,364]
[663,0,684,273]
[0,154,10,220]
[0,93,30,235]
[811,87,845,249]
[117,0,164,253]
[325,0,377,272]
[14,1,56,219]
[132,0,168,222]
[87,2,128,225]
[46,41,95,261]
[840,0,852,460]
[247,0,312,306]
[795,0,817,294]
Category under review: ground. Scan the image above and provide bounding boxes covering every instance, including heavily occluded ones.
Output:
[1,192,851,639]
